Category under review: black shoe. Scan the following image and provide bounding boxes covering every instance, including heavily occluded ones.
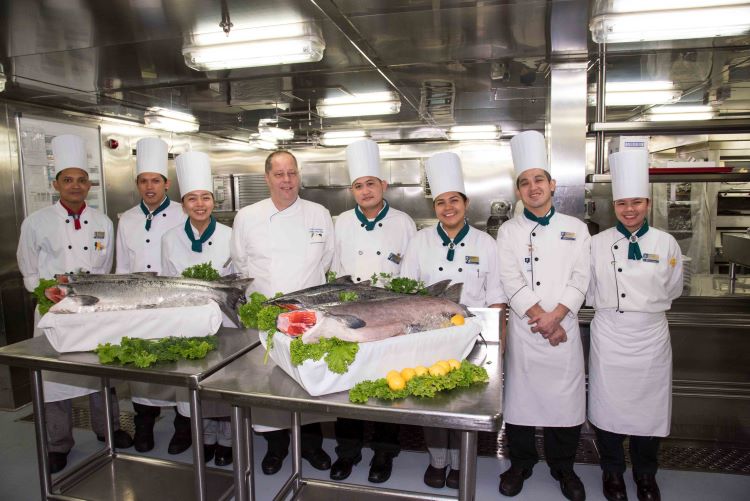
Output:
[214,445,233,466]
[204,443,216,463]
[499,466,532,497]
[167,430,192,455]
[634,473,660,501]
[261,450,287,475]
[446,468,460,489]
[302,448,331,471]
[603,471,628,501]
[330,454,362,481]
[368,453,393,483]
[423,465,447,488]
[551,469,586,501]
[97,429,134,449]
[48,452,69,474]
[133,424,155,453]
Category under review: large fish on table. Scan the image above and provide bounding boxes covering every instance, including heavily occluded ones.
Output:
[45,274,253,325]
[275,284,469,344]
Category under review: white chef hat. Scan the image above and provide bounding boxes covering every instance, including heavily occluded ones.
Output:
[510,130,549,175]
[175,151,212,198]
[609,150,650,201]
[136,137,168,178]
[346,139,383,183]
[51,134,88,176]
[425,152,466,198]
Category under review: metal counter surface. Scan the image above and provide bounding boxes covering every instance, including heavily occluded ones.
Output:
[200,339,503,432]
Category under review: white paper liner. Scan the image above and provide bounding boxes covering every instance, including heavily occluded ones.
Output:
[259,318,481,396]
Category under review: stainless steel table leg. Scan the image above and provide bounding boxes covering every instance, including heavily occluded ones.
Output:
[231,406,251,501]
[245,407,255,501]
[291,411,302,491]
[729,262,737,294]
[459,430,478,501]
[190,388,206,501]
[101,377,114,453]
[31,370,52,500]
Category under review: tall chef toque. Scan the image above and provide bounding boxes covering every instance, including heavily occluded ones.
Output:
[136,137,169,178]
[609,149,650,201]
[510,130,549,176]
[175,151,213,198]
[425,152,466,198]
[51,134,88,176]
[346,138,383,183]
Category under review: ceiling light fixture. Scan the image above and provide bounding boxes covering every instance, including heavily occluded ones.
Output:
[258,118,294,141]
[248,133,278,150]
[590,1,750,43]
[144,107,199,133]
[316,91,401,118]
[588,80,682,106]
[647,104,716,121]
[447,125,501,141]
[183,21,325,71]
[320,130,369,147]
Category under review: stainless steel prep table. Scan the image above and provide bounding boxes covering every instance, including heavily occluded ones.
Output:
[0,327,259,501]
[199,338,502,501]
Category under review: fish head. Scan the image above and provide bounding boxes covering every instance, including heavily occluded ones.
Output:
[44,285,68,303]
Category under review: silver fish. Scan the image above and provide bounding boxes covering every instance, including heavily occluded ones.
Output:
[46,274,253,325]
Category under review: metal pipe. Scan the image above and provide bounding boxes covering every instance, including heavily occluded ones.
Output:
[595,43,607,175]
[291,411,302,491]
[729,262,737,294]
[31,370,52,498]
[190,388,207,501]
[245,408,255,501]
[100,378,114,453]
[459,430,479,501]
[273,473,300,501]
[231,406,247,501]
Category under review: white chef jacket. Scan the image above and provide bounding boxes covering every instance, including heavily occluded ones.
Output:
[161,220,235,279]
[17,201,114,402]
[331,206,416,283]
[497,211,590,427]
[230,197,334,297]
[401,225,506,308]
[587,226,683,437]
[115,200,183,274]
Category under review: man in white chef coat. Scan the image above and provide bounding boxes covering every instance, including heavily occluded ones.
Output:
[17,134,133,473]
[230,150,334,475]
[329,139,416,483]
[115,137,187,454]
[496,131,590,501]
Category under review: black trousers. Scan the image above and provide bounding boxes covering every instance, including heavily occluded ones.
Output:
[262,423,324,454]
[505,423,582,473]
[334,418,400,460]
[594,426,660,476]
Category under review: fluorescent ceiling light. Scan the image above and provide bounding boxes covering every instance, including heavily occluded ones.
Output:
[647,104,716,121]
[258,118,294,141]
[320,130,368,147]
[590,3,750,43]
[183,21,325,71]
[317,91,401,118]
[588,81,682,106]
[248,133,278,150]
[144,107,199,133]
[447,125,501,141]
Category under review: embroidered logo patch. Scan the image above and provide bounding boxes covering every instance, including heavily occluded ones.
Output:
[94,241,105,251]
[308,228,324,243]
[93,231,105,239]
[642,253,660,263]
[387,252,402,264]
[560,231,576,241]
[669,257,677,268]
[465,256,480,265]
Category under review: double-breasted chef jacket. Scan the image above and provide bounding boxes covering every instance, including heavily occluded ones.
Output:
[401,224,506,308]
[497,211,591,427]
[331,207,416,283]
[17,201,114,402]
[587,226,683,437]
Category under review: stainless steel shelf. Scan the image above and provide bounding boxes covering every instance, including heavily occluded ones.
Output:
[587,172,750,183]
[588,119,750,134]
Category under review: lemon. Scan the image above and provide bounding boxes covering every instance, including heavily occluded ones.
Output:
[450,314,465,326]
[429,364,448,377]
[386,370,401,381]
[414,366,428,377]
[388,375,406,391]
[401,367,416,382]
[448,359,461,370]
[437,360,451,372]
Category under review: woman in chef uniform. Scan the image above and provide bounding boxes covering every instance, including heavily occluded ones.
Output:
[400,152,506,489]
[588,150,682,501]
[161,150,235,466]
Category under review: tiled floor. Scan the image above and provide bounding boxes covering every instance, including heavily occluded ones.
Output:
[1,400,748,500]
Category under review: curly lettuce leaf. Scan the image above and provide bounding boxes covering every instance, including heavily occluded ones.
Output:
[181,262,220,281]
[32,278,58,316]
[94,335,218,368]
[289,337,359,374]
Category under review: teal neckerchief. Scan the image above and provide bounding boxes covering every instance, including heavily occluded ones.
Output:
[436,221,470,261]
[524,206,555,226]
[616,219,649,260]
[140,197,171,231]
[355,200,389,231]
[184,216,216,253]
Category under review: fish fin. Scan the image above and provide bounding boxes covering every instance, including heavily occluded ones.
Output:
[328,313,366,329]
[425,279,452,297]
[332,275,354,284]
[441,283,463,303]
[219,286,248,327]
[69,295,100,306]
[216,273,241,283]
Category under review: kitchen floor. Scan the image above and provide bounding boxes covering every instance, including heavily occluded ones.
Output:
[1,399,747,500]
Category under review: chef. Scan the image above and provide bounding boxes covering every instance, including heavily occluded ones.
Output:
[230,150,334,475]
[496,130,589,501]
[400,151,506,490]
[115,137,187,455]
[16,134,132,473]
[329,139,416,483]
[161,150,235,466]
[587,150,682,501]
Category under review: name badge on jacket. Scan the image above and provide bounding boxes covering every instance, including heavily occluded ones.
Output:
[560,231,576,241]
[308,228,325,244]
[94,231,106,239]
[465,256,479,265]
[642,253,660,263]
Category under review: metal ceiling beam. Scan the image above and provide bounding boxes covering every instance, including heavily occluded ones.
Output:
[589,120,750,134]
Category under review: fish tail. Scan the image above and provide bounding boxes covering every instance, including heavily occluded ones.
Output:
[221,287,247,326]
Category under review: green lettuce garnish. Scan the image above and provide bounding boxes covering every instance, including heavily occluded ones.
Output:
[289,337,359,374]
[94,335,218,368]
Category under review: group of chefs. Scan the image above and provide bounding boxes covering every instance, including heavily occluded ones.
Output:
[16,129,682,501]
